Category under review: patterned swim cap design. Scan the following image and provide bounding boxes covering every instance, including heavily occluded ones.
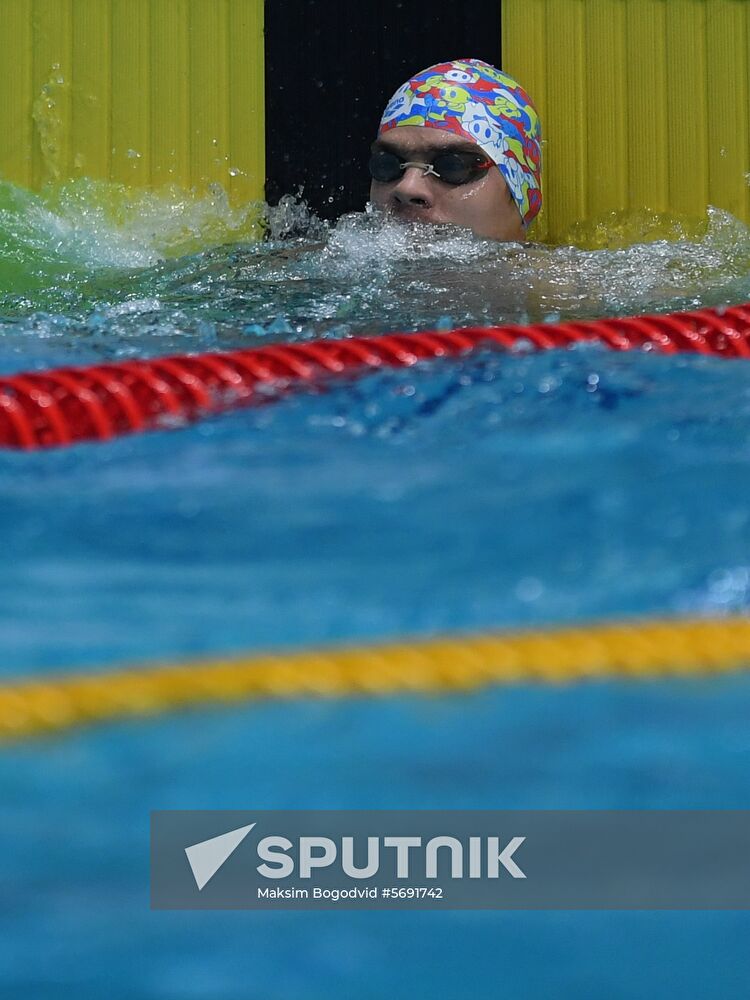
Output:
[378,58,542,226]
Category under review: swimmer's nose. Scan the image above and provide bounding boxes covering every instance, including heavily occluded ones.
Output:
[390,166,434,208]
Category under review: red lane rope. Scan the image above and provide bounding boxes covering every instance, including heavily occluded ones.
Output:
[1,302,749,451]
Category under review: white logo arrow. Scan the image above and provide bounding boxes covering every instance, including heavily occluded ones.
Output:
[185,823,256,891]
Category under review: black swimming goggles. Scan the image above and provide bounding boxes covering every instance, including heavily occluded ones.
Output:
[369,148,495,186]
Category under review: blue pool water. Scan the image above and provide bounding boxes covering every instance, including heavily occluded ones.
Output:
[1,187,750,997]
[2,346,750,671]
[2,679,750,998]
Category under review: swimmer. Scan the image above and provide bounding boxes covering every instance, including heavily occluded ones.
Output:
[369,58,542,242]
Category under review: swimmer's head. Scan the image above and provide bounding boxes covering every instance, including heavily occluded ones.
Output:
[370,58,542,241]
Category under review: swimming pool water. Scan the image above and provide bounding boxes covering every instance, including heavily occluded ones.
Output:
[2,181,750,371]
[2,347,750,672]
[2,677,750,999]
[1,182,750,998]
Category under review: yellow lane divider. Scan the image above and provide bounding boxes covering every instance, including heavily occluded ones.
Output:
[1,616,749,744]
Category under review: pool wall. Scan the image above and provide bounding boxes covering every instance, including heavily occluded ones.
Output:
[0,0,264,202]
[504,0,750,242]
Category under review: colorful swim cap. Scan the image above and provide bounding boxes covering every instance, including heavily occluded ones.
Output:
[378,58,542,227]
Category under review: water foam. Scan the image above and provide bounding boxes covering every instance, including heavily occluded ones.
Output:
[0,180,749,369]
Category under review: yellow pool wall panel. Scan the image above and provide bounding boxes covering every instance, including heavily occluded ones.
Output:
[503,0,750,242]
[0,0,265,204]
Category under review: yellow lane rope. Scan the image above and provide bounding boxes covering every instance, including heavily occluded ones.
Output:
[1,616,749,745]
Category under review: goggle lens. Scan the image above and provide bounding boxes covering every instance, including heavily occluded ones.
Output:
[368,151,403,183]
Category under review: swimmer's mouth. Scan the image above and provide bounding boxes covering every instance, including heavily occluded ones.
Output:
[390,206,439,224]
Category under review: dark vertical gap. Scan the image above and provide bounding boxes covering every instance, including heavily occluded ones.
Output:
[264,0,502,219]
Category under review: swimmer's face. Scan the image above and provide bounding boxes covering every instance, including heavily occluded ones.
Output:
[368,126,524,242]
